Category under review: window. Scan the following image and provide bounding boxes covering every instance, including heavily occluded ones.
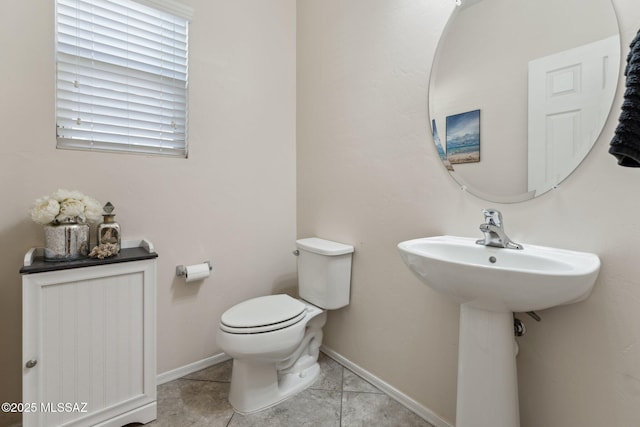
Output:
[55,0,192,157]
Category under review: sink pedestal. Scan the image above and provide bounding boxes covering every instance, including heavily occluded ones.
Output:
[456,304,519,427]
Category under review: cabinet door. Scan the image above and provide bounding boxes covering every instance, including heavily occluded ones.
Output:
[23,260,156,427]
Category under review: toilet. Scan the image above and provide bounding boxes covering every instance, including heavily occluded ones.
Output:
[217,237,354,414]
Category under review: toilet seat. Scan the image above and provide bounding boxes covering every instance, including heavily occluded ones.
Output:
[220,294,307,334]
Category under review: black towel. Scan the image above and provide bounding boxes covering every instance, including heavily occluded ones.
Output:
[610,30,640,166]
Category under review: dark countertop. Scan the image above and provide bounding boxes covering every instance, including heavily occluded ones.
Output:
[20,247,158,274]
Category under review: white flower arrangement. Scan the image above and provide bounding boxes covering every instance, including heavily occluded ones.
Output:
[31,189,102,225]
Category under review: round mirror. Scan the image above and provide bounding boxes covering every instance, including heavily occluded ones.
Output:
[429,0,620,203]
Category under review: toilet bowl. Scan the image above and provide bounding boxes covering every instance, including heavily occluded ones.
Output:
[217,237,353,414]
[217,295,327,413]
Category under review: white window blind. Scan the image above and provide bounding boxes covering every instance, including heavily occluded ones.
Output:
[56,0,190,157]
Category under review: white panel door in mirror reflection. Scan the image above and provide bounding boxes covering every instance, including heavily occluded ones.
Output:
[528,36,619,194]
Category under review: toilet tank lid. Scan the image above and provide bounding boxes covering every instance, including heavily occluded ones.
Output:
[296,237,354,256]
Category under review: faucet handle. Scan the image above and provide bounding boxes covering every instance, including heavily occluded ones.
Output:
[481,208,503,227]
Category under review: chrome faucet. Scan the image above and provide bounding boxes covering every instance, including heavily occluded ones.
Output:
[475,209,523,250]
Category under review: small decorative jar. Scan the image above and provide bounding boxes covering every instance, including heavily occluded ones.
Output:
[97,202,121,253]
[43,218,90,261]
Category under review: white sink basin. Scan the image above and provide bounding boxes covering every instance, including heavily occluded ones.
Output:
[398,235,600,313]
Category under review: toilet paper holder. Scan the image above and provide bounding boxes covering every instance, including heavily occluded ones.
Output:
[176,261,213,278]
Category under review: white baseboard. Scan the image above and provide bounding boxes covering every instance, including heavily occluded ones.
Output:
[156,353,231,385]
[157,348,453,427]
[320,346,454,427]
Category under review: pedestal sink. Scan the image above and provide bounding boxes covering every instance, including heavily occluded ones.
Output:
[397,235,600,427]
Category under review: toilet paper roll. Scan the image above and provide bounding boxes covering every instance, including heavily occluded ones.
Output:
[184,263,211,282]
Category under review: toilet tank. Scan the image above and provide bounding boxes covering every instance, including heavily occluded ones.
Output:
[296,237,354,310]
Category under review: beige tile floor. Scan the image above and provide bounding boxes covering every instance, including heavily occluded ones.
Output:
[141,352,435,427]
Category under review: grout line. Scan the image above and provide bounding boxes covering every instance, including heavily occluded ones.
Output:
[342,389,387,396]
[181,377,231,384]
[339,361,344,426]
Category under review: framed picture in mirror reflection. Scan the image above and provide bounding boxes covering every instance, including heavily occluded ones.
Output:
[445,110,480,164]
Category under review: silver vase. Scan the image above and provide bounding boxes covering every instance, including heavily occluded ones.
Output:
[43,220,90,261]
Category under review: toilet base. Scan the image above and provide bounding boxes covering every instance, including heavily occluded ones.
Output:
[228,358,321,414]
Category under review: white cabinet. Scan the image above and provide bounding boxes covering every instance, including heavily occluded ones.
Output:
[21,240,158,427]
